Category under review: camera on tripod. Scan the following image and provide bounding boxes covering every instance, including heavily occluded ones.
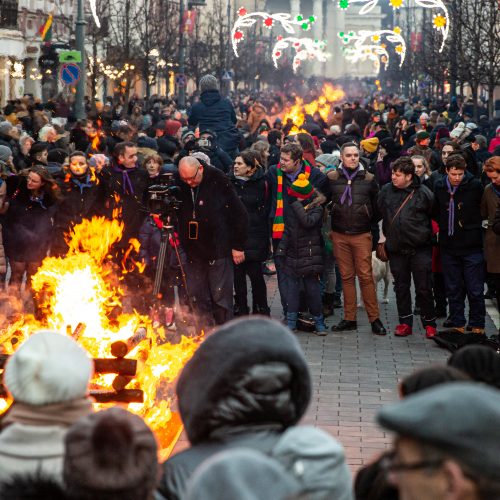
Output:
[147,173,182,221]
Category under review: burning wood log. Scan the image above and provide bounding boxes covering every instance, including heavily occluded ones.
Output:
[93,358,137,376]
[112,375,134,391]
[0,355,136,376]
[90,389,144,403]
[72,323,86,340]
[110,327,148,358]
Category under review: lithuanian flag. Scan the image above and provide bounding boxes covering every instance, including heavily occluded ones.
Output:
[39,14,53,42]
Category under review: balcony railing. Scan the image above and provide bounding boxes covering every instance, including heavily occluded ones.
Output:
[0,0,19,30]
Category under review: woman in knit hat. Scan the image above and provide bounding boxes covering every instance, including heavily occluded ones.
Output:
[0,331,94,482]
[276,173,327,334]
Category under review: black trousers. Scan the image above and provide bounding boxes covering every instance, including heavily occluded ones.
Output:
[389,248,436,327]
[234,260,269,314]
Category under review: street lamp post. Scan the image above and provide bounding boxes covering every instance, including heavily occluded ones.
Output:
[75,0,87,119]
[178,0,186,108]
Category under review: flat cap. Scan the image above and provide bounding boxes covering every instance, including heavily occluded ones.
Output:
[377,382,500,479]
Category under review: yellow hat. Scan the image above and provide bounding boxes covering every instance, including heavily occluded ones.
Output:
[360,137,379,153]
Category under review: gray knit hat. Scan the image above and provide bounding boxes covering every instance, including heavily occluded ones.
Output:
[199,74,219,92]
[0,121,13,135]
[0,145,12,163]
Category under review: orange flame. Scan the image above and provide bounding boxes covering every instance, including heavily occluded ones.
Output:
[282,83,345,134]
[0,216,201,448]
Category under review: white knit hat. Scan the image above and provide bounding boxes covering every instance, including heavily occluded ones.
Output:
[4,330,93,406]
[199,74,219,93]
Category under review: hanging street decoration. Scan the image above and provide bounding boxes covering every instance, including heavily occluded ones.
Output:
[336,0,449,52]
[342,44,390,73]
[231,8,316,57]
[338,28,406,67]
[89,0,101,28]
[272,36,330,73]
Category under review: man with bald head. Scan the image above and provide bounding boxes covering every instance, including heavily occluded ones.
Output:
[175,156,248,328]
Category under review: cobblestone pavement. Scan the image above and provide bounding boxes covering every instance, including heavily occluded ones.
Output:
[171,274,499,473]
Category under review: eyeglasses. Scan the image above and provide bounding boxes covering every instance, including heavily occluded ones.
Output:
[180,166,199,182]
[380,453,443,475]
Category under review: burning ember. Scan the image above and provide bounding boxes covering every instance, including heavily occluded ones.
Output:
[0,216,200,456]
[282,82,345,133]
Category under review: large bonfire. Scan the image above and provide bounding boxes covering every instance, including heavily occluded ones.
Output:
[282,82,345,133]
[0,216,200,457]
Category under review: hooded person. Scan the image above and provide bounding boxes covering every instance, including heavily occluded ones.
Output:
[63,407,159,500]
[158,317,313,500]
[0,331,94,482]
[188,75,240,158]
[375,137,402,186]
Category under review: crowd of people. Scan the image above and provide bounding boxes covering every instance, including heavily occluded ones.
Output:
[0,319,500,499]
[0,74,499,338]
[0,75,500,497]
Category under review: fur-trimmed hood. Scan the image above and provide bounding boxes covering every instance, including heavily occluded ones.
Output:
[176,318,311,444]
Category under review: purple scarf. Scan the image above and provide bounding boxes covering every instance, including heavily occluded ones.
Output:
[112,164,135,195]
[446,177,458,236]
[340,166,360,206]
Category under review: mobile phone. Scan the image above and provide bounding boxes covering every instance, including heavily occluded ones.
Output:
[189,220,198,240]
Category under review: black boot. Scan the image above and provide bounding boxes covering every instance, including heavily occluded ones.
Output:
[332,293,342,308]
[234,303,250,316]
[331,319,357,332]
[253,305,271,316]
[322,293,335,317]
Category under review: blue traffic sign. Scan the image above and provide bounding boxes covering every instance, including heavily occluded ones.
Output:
[59,63,81,85]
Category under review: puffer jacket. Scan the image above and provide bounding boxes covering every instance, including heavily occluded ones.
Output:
[229,168,270,262]
[378,175,434,254]
[432,171,484,255]
[158,318,311,500]
[188,90,240,155]
[328,165,380,234]
[276,192,325,276]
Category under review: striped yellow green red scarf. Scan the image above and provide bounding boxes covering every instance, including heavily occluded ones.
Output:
[272,161,311,239]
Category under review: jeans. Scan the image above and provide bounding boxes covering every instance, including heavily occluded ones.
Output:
[389,248,436,327]
[234,260,269,314]
[185,256,234,327]
[285,272,322,316]
[274,252,289,316]
[441,250,486,328]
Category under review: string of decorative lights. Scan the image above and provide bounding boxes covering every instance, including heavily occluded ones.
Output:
[272,36,329,73]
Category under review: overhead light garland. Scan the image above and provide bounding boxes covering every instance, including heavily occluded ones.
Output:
[336,0,449,52]
[338,28,406,67]
[231,7,316,57]
[89,0,101,28]
[272,36,330,73]
[342,44,389,73]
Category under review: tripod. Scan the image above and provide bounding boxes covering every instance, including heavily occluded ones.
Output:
[151,214,198,335]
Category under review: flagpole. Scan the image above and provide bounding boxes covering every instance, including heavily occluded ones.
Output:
[75,0,86,119]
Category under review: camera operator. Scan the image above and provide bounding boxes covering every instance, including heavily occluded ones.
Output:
[192,130,233,174]
[175,156,248,328]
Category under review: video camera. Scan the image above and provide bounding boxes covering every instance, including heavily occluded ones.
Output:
[147,173,181,221]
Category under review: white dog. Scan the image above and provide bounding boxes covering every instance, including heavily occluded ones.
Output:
[371,251,391,303]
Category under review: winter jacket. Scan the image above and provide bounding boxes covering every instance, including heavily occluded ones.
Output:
[52,174,104,256]
[327,165,381,235]
[157,318,312,500]
[188,90,240,155]
[0,424,67,483]
[3,176,57,262]
[493,203,500,235]
[266,162,329,243]
[481,184,500,273]
[229,169,270,262]
[247,103,268,135]
[99,161,150,251]
[276,192,325,276]
[432,171,484,255]
[174,165,248,262]
[378,175,434,255]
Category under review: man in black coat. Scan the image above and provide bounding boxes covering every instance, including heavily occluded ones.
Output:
[327,142,387,335]
[176,156,248,328]
[188,75,240,158]
[432,153,486,334]
[378,157,436,338]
